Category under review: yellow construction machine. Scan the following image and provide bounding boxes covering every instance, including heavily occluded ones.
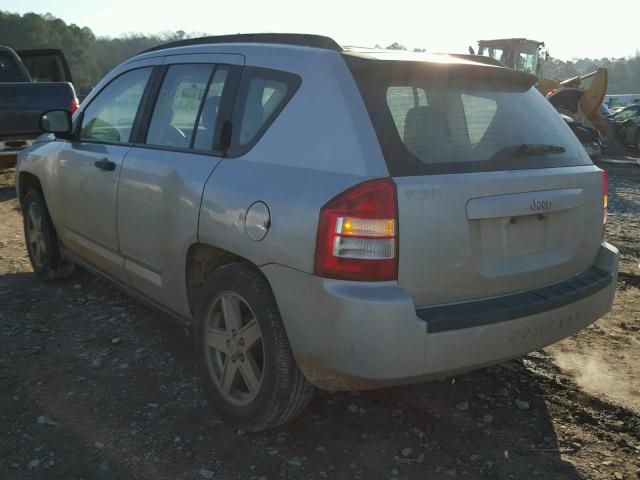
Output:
[472,38,608,137]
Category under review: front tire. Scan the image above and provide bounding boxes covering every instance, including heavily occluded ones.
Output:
[193,263,314,431]
[22,188,75,280]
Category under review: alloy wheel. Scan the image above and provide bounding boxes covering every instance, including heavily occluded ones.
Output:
[204,292,265,406]
[26,201,47,269]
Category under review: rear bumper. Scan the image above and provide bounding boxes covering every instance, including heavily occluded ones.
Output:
[262,242,618,391]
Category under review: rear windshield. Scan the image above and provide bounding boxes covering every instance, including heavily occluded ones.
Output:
[0,51,27,82]
[20,53,69,82]
[346,58,591,176]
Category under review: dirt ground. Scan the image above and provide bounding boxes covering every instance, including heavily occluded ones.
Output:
[1,161,639,480]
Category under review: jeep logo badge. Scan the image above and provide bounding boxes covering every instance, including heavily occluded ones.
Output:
[530,198,551,212]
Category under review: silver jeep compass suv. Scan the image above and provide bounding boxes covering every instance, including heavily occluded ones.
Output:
[16,34,618,431]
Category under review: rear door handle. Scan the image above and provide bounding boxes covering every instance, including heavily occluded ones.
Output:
[94,158,116,171]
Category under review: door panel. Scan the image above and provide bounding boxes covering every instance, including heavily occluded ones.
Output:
[116,57,240,317]
[53,65,156,280]
[55,142,130,280]
[117,148,220,316]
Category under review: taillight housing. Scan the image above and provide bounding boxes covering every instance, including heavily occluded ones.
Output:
[602,169,608,234]
[70,96,79,114]
[314,178,398,281]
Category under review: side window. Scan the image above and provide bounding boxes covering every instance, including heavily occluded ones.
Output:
[80,67,152,143]
[0,51,26,82]
[193,66,228,150]
[231,67,301,153]
[387,86,428,139]
[461,93,498,144]
[146,64,214,149]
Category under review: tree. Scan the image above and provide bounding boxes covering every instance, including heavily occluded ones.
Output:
[386,42,407,51]
[1,11,639,95]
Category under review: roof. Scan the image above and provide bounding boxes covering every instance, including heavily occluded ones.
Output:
[477,38,545,47]
[139,33,343,55]
[342,48,506,68]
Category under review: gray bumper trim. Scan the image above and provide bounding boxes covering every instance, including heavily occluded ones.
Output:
[417,266,613,333]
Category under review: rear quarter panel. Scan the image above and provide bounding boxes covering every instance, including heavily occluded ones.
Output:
[198,48,389,272]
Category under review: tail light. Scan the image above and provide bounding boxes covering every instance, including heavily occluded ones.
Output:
[70,97,79,114]
[314,178,398,281]
[602,169,608,234]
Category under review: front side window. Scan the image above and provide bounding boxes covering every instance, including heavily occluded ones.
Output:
[80,67,151,143]
[80,67,152,143]
[146,64,214,149]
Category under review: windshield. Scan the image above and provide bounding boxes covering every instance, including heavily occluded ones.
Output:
[516,43,539,74]
[613,106,640,121]
[347,60,590,176]
[478,46,505,64]
[478,43,539,73]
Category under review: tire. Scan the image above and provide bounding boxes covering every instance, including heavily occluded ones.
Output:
[22,188,75,280]
[193,262,314,431]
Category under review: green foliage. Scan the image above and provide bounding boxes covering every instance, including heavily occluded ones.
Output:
[386,42,407,51]
[1,11,639,95]
[544,54,640,94]
[0,11,197,94]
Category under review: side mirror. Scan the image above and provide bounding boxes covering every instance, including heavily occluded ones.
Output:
[39,109,73,137]
[468,46,475,55]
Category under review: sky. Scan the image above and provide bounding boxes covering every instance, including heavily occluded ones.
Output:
[2,0,639,60]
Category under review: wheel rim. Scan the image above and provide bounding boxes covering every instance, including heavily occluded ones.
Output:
[204,292,265,406]
[26,200,47,269]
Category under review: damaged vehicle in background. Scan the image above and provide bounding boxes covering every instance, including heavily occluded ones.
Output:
[546,87,605,158]
[609,103,640,150]
[16,34,618,431]
[617,112,640,151]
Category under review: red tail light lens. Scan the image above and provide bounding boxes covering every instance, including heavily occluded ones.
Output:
[70,97,79,114]
[602,169,608,233]
[314,178,398,281]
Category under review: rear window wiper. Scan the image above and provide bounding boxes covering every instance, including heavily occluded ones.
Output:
[513,144,566,157]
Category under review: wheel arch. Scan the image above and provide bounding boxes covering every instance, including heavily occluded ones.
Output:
[17,171,44,207]
[185,242,265,316]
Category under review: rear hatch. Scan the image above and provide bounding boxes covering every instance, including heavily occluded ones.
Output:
[346,53,605,306]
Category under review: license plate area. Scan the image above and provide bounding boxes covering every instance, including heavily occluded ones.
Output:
[503,214,549,257]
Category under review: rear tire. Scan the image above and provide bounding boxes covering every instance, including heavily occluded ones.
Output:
[22,188,75,280]
[193,262,314,431]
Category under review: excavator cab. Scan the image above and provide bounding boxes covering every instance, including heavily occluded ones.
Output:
[475,38,545,76]
[472,38,608,140]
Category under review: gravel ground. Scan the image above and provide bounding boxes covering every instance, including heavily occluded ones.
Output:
[1,161,639,480]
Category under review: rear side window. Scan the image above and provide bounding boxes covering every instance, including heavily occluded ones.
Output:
[229,66,301,155]
[461,94,497,144]
[387,86,428,139]
[146,64,214,149]
[193,67,228,150]
[347,59,590,175]
[80,67,152,144]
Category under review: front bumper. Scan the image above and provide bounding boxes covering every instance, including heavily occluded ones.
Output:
[262,242,619,391]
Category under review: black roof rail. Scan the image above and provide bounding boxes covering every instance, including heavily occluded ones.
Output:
[138,33,343,55]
